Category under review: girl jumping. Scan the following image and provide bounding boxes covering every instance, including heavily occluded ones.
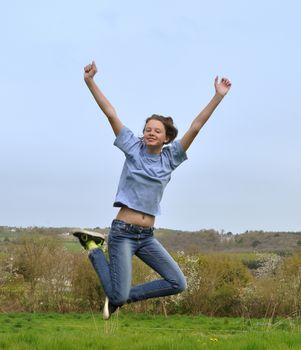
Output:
[73,61,231,319]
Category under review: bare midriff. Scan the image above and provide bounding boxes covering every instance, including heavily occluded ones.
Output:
[116,207,155,228]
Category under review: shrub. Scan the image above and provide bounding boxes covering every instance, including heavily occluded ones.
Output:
[4,236,301,318]
[1,236,103,312]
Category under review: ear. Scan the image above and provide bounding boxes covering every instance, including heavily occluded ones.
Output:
[164,137,170,145]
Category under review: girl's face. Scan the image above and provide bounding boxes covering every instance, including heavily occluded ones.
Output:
[143,119,169,152]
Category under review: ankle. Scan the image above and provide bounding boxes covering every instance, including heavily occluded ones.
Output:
[86,240,98,251]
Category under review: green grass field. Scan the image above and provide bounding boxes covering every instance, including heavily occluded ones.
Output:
[1,313,301,350]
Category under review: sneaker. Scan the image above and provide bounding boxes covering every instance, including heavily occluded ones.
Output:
[103,296,119,320]
[72,229,105,250]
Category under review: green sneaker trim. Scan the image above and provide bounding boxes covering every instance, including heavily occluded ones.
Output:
[86,240,99,251]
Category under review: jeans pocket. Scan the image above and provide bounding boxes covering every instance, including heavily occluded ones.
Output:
[108,227,127,243]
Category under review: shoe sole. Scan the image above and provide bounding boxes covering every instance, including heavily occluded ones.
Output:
[73,229,105,240]
[103,296,110,320]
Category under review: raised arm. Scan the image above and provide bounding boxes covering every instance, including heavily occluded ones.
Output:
[180,77,232,152]
[84,61,123,136]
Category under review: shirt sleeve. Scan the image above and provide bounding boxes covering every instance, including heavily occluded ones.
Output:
[167,140,188,170]
[113,126,141,157]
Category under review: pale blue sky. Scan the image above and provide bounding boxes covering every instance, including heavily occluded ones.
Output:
[1,0,300,233]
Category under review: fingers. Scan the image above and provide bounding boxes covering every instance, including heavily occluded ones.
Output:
[215,76,232,85]
[84,61,97,73]
[84,63,92,73]
[221,77,232,86]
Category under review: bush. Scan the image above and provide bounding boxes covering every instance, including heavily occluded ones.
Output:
[1,236,104,312]
[4,236,301,318]
[161,252,251,316]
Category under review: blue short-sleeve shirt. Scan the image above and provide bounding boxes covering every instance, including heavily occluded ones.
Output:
[113,126,187,216]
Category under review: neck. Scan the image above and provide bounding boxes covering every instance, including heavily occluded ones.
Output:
[146,145,162,154]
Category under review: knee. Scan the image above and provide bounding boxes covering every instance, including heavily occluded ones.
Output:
[109,291,129,306]
[172,274,187,294]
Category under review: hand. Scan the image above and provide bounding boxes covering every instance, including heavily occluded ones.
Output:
[214,76,232,97]
[84,61,97,81]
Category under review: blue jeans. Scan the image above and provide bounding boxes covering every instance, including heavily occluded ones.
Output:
[88,219,187,306]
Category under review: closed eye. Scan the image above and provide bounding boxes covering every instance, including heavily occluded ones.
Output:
[145,128,162,133]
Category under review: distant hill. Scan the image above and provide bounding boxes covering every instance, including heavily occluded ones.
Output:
[1,226,301,254]
[155,229,301,255]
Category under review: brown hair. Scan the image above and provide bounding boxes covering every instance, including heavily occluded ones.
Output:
[143,114,178,144]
